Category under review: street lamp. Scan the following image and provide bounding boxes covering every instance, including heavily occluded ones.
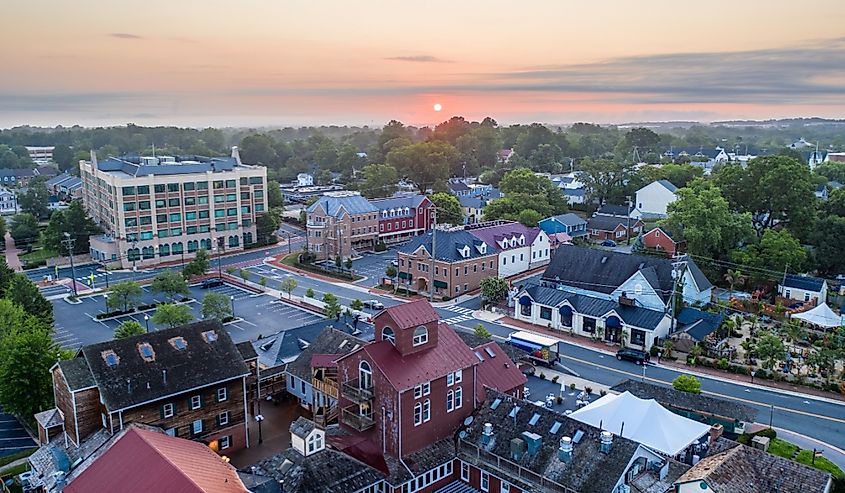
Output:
[103,293,108,313]
[255,414,265,444]
[144,314,150,332]
[230,295,235,319]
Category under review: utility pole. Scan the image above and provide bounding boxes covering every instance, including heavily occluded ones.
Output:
[668,256,687,335]
[429,206,437,302]
[62,233,78,297]
[625,195,632,245]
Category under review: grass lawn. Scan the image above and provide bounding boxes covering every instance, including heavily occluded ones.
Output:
[18,247,57,263]
[796,449,844,479]
[279,253,363,281]
[0,449,35,469]
[767,438,799,459]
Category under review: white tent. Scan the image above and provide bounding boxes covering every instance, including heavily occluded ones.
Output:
[569,391,711,456]
[791,303,842,329]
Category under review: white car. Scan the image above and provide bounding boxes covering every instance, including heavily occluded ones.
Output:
[363,300,385,310]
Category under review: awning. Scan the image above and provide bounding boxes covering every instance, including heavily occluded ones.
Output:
[791,303,842,328]
[398,272,411,280]
[519,295,533,306]
[606,316,622,328]
[434,280,447,289]
[559,305,573,316]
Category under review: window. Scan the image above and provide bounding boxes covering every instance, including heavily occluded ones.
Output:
[156,213,167,224]
[158,229,170,238]
[169,213,181,222]
[481,471,490,492]
[162,403,174,418]
[412,326,428,346]
[218,411,229,426]
[185,212,197,220]
[306,432,323,453]
[359,361,372,390]
[122,186,135,195]
[186,226,197,234]
[422,399,430,422]
[225,179,236,188]
[184,197,196,205]
[165,183,178,192]
[168,198,179,207]
[249,176,263,185]
[190,395,202,410]
[631,329,646,346]
[454,369,462,384]
[215,209,225,218]
[414,382,430,398]
[199,210,209,219]
[198,196,209,204]
[138,201,150,211]
[227,207,237,216]
[154,184,166,193]
[137,185,149,194]
[192,419,203,435]
[220,436,231,450]
[170,228,182,236]
[256,204,264,212]
[217,387,228,402]
[461,462,469,481]
[197,181,209,190]
[501,481,510,493]
[125,218,138,227]
[123,202,136,212]
[213,180,224,189]
[138,343,155,361]
[226,193,237,202]
[540,307,552,320]
[139,216,152,225]
[140,231,153,240]
[414,402,422,426]
[155,199,166,208]
[183,182,195,191]
[447,390,454,412]
[454,386,462,409]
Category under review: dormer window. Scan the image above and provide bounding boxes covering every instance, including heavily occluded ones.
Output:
[169,337,187,351]
[102,350,119,367]
[382,327,395,344]
[202,330,218,343]
[634,283,643,295]
[138,343,155,362]
[413,326,429,346]
[306,431,324,454]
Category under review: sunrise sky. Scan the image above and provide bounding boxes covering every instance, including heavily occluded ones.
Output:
[2,0,845,127]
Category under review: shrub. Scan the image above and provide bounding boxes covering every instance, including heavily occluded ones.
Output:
[569,383,576,391]
[649,345,659,357]
[374,241,386,252]
[672,374,702,394]
[551,376,559,383]
[539,372,546,380]
[717,358,730,370]
[756,428,777,440]
[584,386,593,395]
[556,395,563,404]
[305,288,315,298]
[600,389,607,397]
[441,295,451,301]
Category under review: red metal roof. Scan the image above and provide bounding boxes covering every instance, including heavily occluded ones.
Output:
[360,323,478,391]
[473,342,527,402]
[377,299,439,330]
[64,427,248,493]
[311,353,339,368]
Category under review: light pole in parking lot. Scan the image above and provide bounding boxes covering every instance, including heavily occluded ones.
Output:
[144,314,150,332]
[230,295,236,319]
[103,293,108,313]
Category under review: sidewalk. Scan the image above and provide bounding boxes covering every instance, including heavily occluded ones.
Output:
[4,231,23,271]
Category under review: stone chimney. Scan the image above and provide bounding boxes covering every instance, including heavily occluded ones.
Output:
[709,424,724,445]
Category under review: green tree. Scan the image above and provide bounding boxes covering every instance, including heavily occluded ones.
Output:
[480,277,509,305]
[755,331,786,369]
[201,292,233,321]
[151,270,190,302]
[387,141,456,193]
[18,177,51,219]
[280,277,298,299]
[9,213,39,247]
[239,269,251,281]
[723,269,747,298]
[322,292,342,320]
[672,374,701,394]
[619,127,662,158]
[517,209,544,227]
[239,134,277,165]
[0,320,61,419]
[182,248,210,278]
[43,201,102,254]
[0,259,14,297]
[151,303,194,328]
[106,281,143,313]
[256,209,281,245]
[579,158,634,206]
[661,179,753,258]
[731,229,807,275]
[386,264,397,279]
[812,215,845,274]
[429,192,463,225]
[5,274,53,324]
[359,163,399,198]
[350,299,364,311]
[474,324,492,339]
[52,144,75,172]
[636,164,703,189]
[114,320,146,339]
[305,287,315,298]
[0,216,6,247]
[267,180,284,209]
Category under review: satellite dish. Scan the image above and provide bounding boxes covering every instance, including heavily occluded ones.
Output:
[458,431,467,439]
[463,416,474,426]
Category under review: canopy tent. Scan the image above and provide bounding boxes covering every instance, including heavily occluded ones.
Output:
[791,303,842,329]
[569,391,711,456]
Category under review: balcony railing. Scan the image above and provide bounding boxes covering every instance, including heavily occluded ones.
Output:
[342,406,375,431]
[341,378,373,402]
[312,377,339,399]
[306,221,327,228]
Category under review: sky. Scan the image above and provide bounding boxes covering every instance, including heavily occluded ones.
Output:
[2,0,845,128]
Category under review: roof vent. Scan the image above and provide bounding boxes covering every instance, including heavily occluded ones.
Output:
[202,330,218,343]
[522,431,542,456]
[559,436,573,462]
[510,437,526,461]
[482,423,494,446]
[601,256,608,264]
[600,431,613,454]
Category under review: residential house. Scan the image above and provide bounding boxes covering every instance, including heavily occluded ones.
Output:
[306,191,379,259]
[825,152,845,163]
[632,180,678,219]
[790,138,815,149]
[466,220,551,277]
[0,186,16,214]
[447,178,471,197]
[563,187,587,205]
[0,167,38,186]
[39,321,254,454]
[807,150,826,168]
[498,148,514,163]
[663,147,729,165]
[815,184,829,200]
[397,229,498,297]
[46,172,83,200]
[539,213,588,237]
[459,195,488,224]
[594,204,633,218]
[778,274,828,305]
[587,215,643,242]
[297,173,314,187]
[671,307,725,353]
[372,194,434,243]
[642,226,686,257]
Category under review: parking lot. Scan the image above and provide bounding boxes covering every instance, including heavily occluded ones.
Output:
[0,406,35,459]
[351,246,399,287]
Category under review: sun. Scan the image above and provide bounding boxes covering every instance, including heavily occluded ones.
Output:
[433,103,442,112]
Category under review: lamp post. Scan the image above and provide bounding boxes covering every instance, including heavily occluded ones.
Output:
[103,293,108,313]
[230,295,236,319]
[144,314,150,332]
[255,414,264,444]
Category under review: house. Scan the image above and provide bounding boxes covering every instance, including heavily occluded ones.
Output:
[539,213,588,237]
[595,204,633,218]
[447,178,471,197]
[815,184,829,200]
[632,180,678,219]
[0,186,16,214]
[466,220,551,276]
[610,379,757,436]
[45,172,83,200]
[674,440,833,493]
[778,274,828,305]
[587,215,644,242]
[663,147,729,165]
[825,152,845,163]
[563,187,587,205]
[641,226,686,256]
[0,167,38,186]
[297,173,314,187]
[469,340,527,402]
[671,307,725,352]
[372,194,434,242]
[38,321,254,454]
[498,148,514,163]
[541,245,713,311]
[397,229,499,297]
[789,138,815,149]
[306,191,379,259]
[459,195,489,224]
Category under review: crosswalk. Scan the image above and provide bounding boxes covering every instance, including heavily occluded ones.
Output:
[441,305,475,325]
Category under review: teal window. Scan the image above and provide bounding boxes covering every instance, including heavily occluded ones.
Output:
[126,233,138,242]
[240,177,248,185]
[158,229,170,238]
[140,231,153,240]
[226,193,237,202]
[227,222,238,230]
[156,214,167,224]
[241,192,250,200]
[183,182,195,191]
[197,181,208,190]
[254,190,263,199]
[139,216,152,225]
[138,201,150,210]
[184,197,196,205]
[214,195,225,203]
[249,177,263,185]
[168,198,180,207]
[242,219,252,227]
[241,206,251,214]
[137,185,150,194]
[199,210,209,219]
[216,223,226,232]
[256,204,264,212]
[185,212,197,220]
[227,208,237,216]
[122,186,135,195]
[125,218,137,227]
[169,213,181,222]
[199,225,210,233]
[155,184,166,193]
[155,199,166,208]
[159,244,170,256]
[186,226,198,234]
[172,242,184,254]
[198,196,209,204]
[225,179,236,188]
[123,202,136,212]
[215,210,225,218]
[167,183,179,192]
[170,228,182,236]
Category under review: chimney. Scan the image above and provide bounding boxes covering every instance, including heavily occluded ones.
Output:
[510,437,526,461]
[600,431,613,454]
[482,423,494,446]
[162,369,167,386]
[709,424,723,445]
[558,436,573,462]
[522,431,542,456]
[126,378,131,394]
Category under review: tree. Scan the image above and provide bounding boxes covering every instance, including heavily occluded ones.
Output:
[672,374,701,394]
[429,192,463,225]
[731,229,807,275]
[239,268,251,281]
[18,177,50,219]
[579,159,634,206]
[201,292,233,321]
[106,281,143,313]
[755,331,786,369]
[182,249,210,278]
[43,201,101,254]
[267,180,284,209]
[500,167,568,212]
[636,164,703,189]
[322,292,342,320]
[619,127,662,158]
[305,287,315,298]
[6,274,53,324]
[812,215,845,274]
[661,179,753,258]
[52,144,75,172]
[151,270,190,302]
[0,321,61,419]
[480,277,509,305]
[114,320,146,339]
[256,209,281,245]
[0,216,5,247]
[723,269,747,298]
[350,299,364,311]
[517,209,544,227]
[280,277,298,299]
[474,324,492,339]
[387,141,456,193]
[151,303,194,328]
[359,163,399,198]
[239,134,277,165]
[9,213,39,247]
[0,259,14,297]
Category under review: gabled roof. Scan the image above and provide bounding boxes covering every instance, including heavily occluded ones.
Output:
[458,195,489,209]
[0,168,36,178]
[398,230,498,263]
[677,308,724,341]
[307,192,377,217]
[781,274,826,292]
[562,187,586,197]
[286,326,367,382]
[57,357,96,391]
[467,221,541,249]
[64,427,248,493]
[656,179,678,192]
[79,320,250,412]
[595,204,633,217]
[675,441,832,493]
[610,379,757,423]
[370,194,428,214]
[447,180,470,192]
[290,417,317,439]
[34,408,63,429]
[378,299,439,330]
[645,226,680,241]
[587,215,631,232]
[547,213,587,227]
[472,341,527,402]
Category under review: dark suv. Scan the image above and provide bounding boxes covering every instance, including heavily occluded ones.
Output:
[200,278,225,289]
[616,348,650,365]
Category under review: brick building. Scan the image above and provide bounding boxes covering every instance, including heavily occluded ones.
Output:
[641,226,686,257]
[371,194,434,245]
[306,191,379,260]
[38,321,255,455]
[586,215,643,242]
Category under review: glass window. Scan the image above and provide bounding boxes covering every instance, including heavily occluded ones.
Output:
[185,212,197,220]
[125,218,137,227]
[214,195,225,203]
[540,307,552,320]
[240,177,248,185]
[227,222,238,230]
[241,206,250,214]
[172,242,184,254]
[255,204,264,212]
[139,216,152,225]
[154,184,166,193]
[155,199,166,208]
[183,182,195,191]
[169,213,181,222]
[158,229,170,238]
[241,191,250,200]
[413,326,428,346]
[140,231,153,240]
[215,210,225,218]
[197,181,208,190]
[199,224,210,233]
[170,228,182,236]
[186,226,197,234]
[156,214,167,224]
[160,243,170,255]
[242,219,252,227]
[123,202,136,212]
[184,197,195,205]
[219,411,229,426]
[249,176,263,185]
[162,403,174,418]
[138,201,150,210]
[137,185,149,194]
[227,207,237,216]
[226,193,237,202]
[198,196,209,204]
[414,403,422,426]
[122,186,135,195]
[167,183,179,192]
[213,180,224,189]
[220,436,230,449]
[216,223,226,232]
[225,179,236,188]
[169,198,180,207]
[254,189,263,199]
[217,387,228,402]
[199,210,209,219]
[422,399,430,422]
[192,419,202,434]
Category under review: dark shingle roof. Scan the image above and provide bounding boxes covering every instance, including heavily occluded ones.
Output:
[290,417,316,439]
[236,341,258,361]
[549,213,587,227]
[595,204,633,217]
[610,379,757,423]
[448,180,470,192]
[58,357,97,391]
[656,179,678,192]
[677,308,724,341]
[782,274,826,292]
[80,320,250,412]
[398,230,498,263]
[460,389,642,493]
[521,285,667,330]
[252,446,384,493]
[286,327,367,382]
[587,215,630,232]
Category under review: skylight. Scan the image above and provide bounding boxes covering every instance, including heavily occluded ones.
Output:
[202,330,218,343]
[102,350,119,367]
[484,347,496,358]
[550,421,562,434]
[509,406,521,418]
[474,351,484,362]
[138,343,155,362]
[169,337,187,351]
[529,413,541,426]
[572,430,585,443]
[490,398,502,410]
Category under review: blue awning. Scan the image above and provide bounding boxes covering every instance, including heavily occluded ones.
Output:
[519,295,533,306]
[606,316,622,328]
[559,305,573,316]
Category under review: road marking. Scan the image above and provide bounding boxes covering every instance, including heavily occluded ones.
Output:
[558,353,845,425]
[239,319,257,327]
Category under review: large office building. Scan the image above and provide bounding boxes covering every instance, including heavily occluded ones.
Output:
[80,147,267,268]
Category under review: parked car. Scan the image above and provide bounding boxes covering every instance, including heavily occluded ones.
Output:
[600,240,617,247]
[363,300,385,310]
[616,347,650,365]
[390,259,398,267]
[200,278,225,289]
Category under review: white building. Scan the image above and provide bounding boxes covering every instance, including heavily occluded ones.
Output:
[297,173,314,187]
[0,187,16,214]
[778,275,828,305]
[25,146,55,165]
[465,221,550,278]
[632,180,678,220]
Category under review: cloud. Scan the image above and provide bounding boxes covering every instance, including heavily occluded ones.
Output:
[108,33,143,40]
[385,55,452,63]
